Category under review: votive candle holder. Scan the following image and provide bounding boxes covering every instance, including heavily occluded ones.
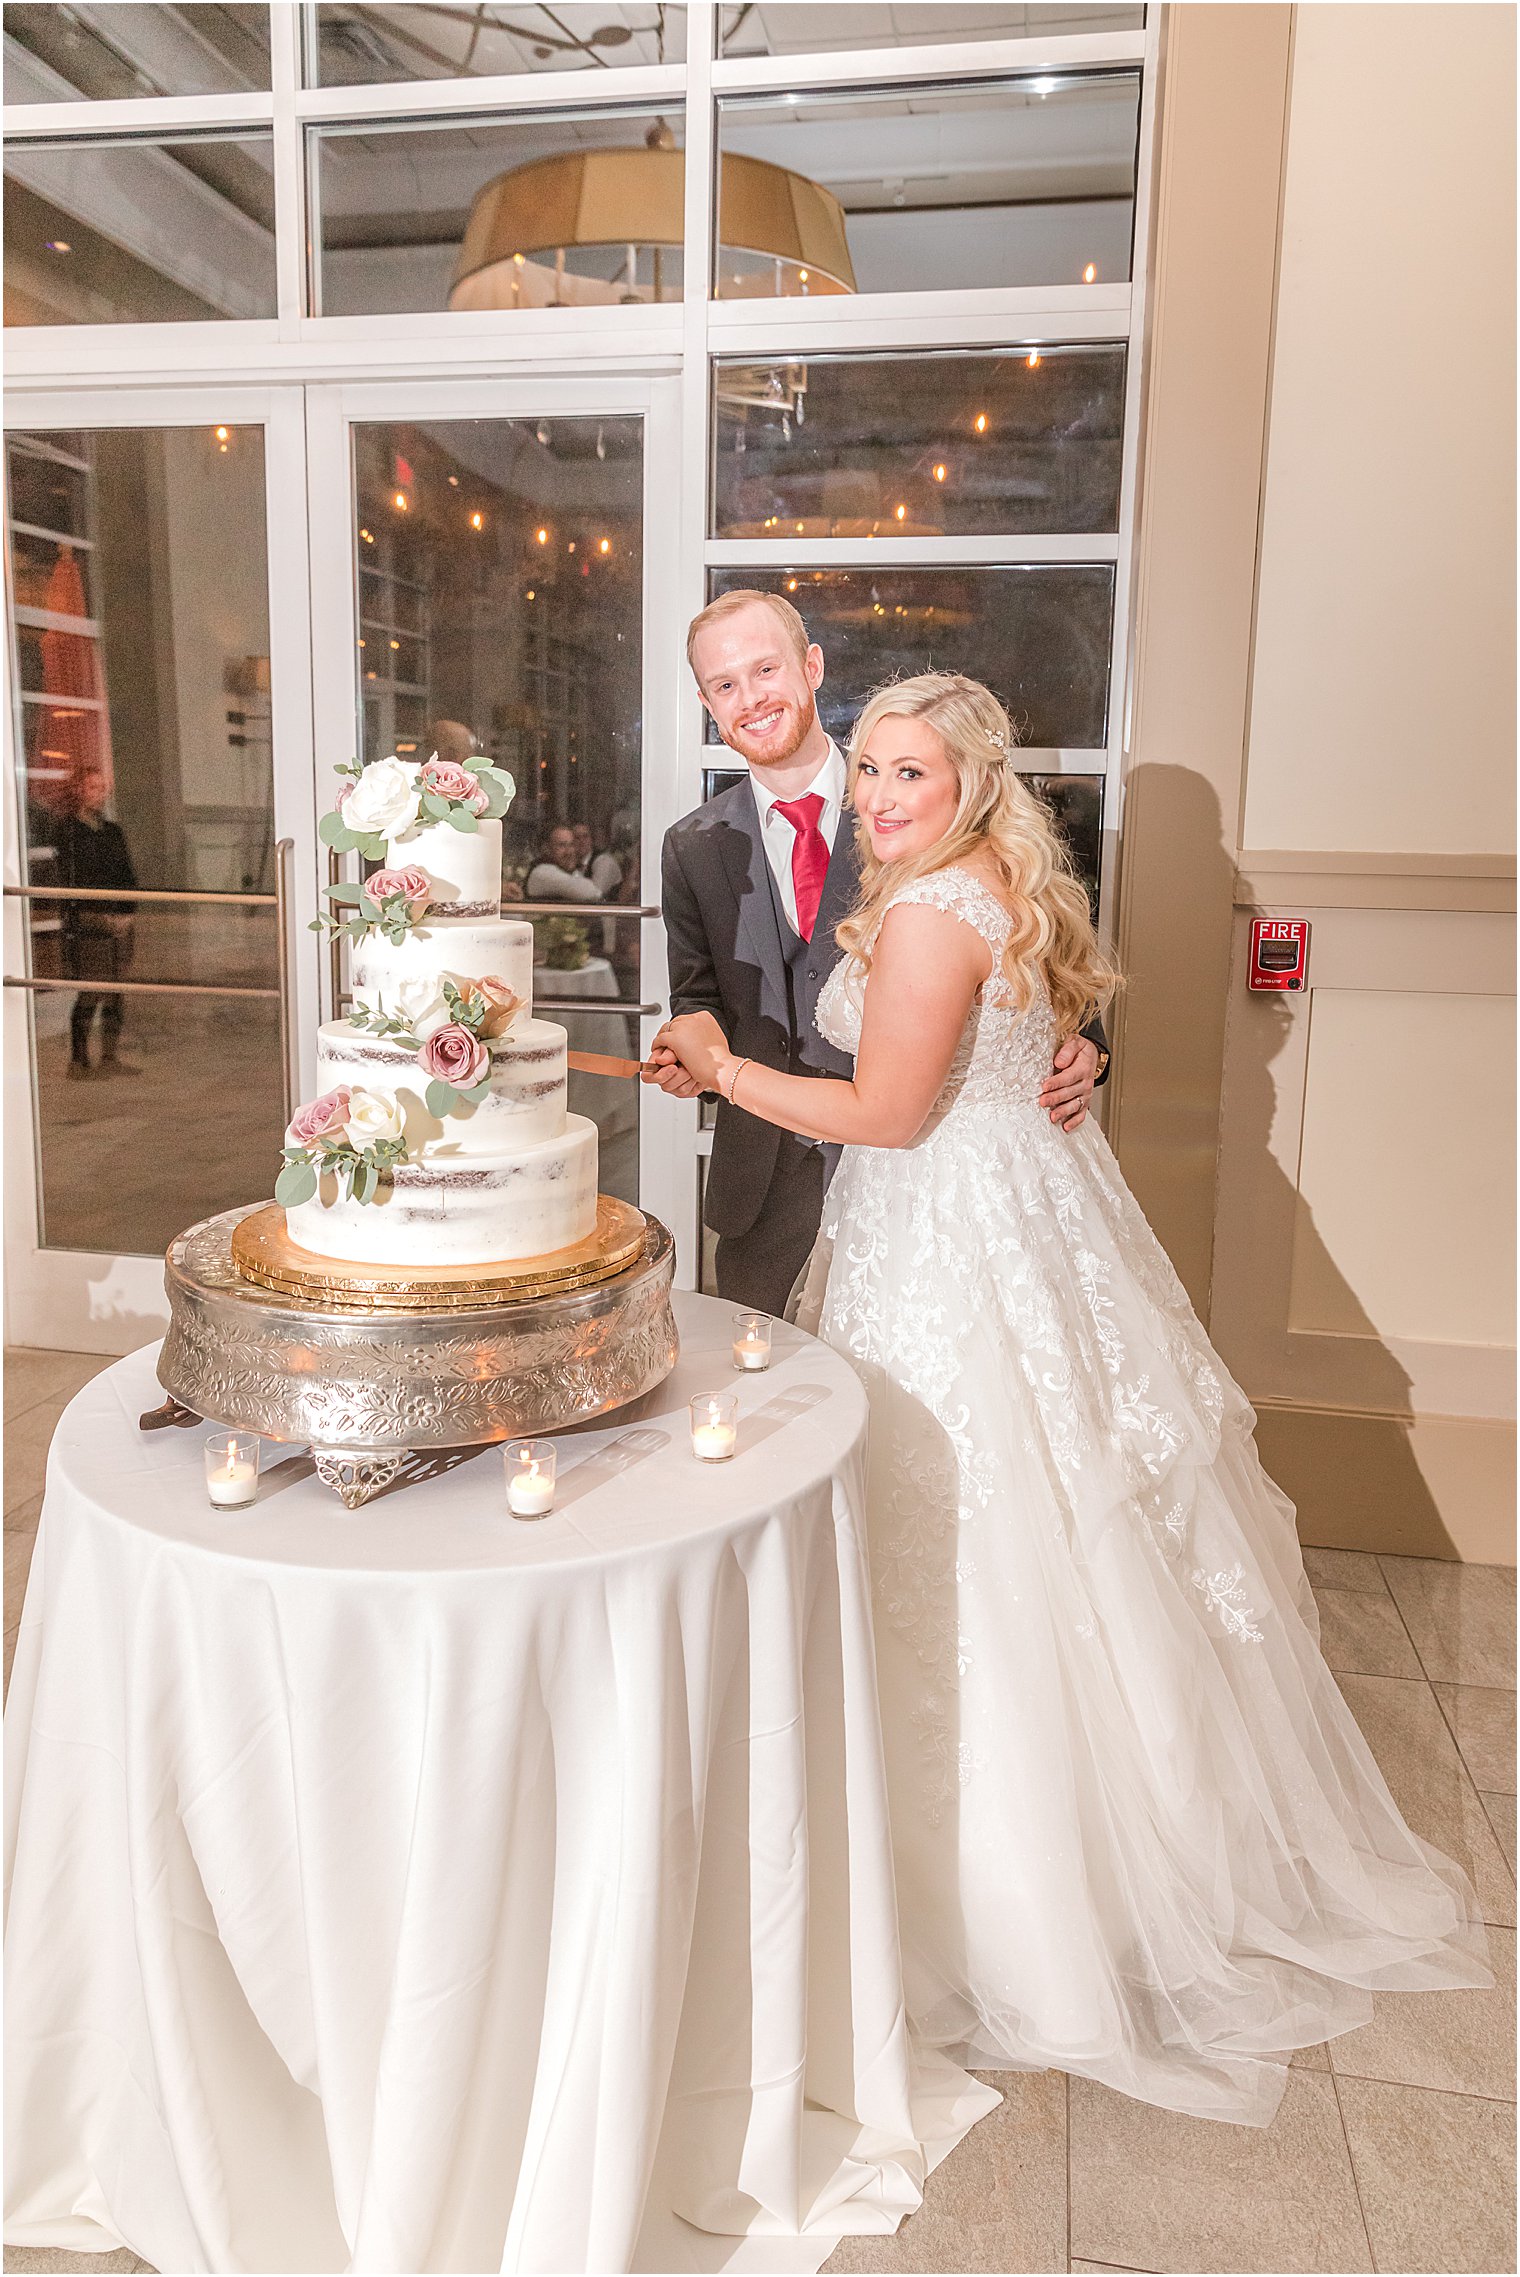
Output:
[690,1392,739,1463]
[732,1311,773,1372]
[205,1431,259,1509]
[505,1440,557,1518]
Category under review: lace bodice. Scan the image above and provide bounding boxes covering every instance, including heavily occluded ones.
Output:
[815,866,1059,1122]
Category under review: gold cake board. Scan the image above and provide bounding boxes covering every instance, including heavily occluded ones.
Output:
[230,1194,647,1312]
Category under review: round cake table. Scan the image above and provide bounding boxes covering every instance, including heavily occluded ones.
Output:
[4,1292,995,2277]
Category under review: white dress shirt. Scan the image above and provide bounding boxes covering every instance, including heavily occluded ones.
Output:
[748,740,847,937]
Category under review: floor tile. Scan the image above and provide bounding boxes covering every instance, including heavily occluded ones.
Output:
[1338,1674,1516,1928]
[1379,1558,1516,1689]
[4,1523,37,1632]
[1337,2076,1516,2275]
[3,1405,59,1515]
[1432,1683,1516,1796]
[1481,1791,1517,1872]
[1328,1927,1515,2100]
[1303,1548,1389,1597]
[1,2253,153,2273]
[1291,2043,1331,2071]
[1068,2068,1371,2274]
[821,2069,1066,2274]
[1070,2264,1155,2275]
[6,1490,43,1538]
[3,1348,110,1424]
[1313,1587,1423,1678]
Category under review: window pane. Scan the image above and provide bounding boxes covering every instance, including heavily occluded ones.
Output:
[2,3,271,102]
[315,107,684,317]
[351,417,645,1203]
[719,3,1141,59]
[4,134,276,325]
[714,72,1140,298]
[713,347,1126,538]
[1025,773,1103,913]
[309,3,684,86]
[6,424,282,1256]
[708,565,1113,748]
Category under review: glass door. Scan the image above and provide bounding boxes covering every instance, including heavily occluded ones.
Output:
[303,376,692,1263]
[2,387,320,1351]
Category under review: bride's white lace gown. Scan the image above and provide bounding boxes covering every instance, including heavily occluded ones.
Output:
[795,866,1489,2125]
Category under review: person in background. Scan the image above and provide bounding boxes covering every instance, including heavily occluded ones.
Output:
[55,769,139,1080]
[527,823,605,907]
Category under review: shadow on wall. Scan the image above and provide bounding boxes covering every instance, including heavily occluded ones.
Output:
[1122,762,1455,1558]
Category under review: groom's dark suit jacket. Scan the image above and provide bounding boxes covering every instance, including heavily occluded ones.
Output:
[662,780,1109,1241]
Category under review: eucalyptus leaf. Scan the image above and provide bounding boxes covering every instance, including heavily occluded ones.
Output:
[359,833,389,861]
[424,1077,459,1117]
[421,791,450,820]
[275,1159,319,1207]
[318,811,356,852]
[460,1079,492,1105]
[353,1161,375,1205]
[445,807,479,834]
[358,893,381,921]
[327,880,367,905]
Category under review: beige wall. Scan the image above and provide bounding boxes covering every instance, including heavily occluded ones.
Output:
[1115,5,1515,1562]
[1244,3,1516,859]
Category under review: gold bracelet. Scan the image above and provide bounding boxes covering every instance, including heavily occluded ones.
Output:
[723,1055,751,1106]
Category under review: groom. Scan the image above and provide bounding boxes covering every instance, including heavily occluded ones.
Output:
[644,590,1109,1314]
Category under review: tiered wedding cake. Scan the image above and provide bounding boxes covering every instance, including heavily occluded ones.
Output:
[277,755,598,1270]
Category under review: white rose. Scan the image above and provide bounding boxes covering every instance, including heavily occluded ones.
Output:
[343,757,421,840]
[391,974,451,1040]
[344,1086,405,1149]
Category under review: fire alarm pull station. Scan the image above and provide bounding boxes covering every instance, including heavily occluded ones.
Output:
[1249,917,1310,991]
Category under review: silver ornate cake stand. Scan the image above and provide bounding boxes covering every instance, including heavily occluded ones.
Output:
[149,1202,679,1506]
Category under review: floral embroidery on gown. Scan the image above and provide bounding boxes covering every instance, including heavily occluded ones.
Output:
[794,865,1489,2126]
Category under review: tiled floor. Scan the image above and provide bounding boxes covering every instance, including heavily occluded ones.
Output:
[5,1349,1515,2277]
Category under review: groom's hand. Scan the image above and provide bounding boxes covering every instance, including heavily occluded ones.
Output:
[1040,1035,1101,1132]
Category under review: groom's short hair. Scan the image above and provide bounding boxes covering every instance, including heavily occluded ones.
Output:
[686,589,810,675]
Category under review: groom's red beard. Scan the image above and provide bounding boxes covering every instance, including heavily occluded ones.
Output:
[723,687,818,770]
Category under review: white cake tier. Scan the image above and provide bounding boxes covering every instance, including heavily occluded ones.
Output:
[316,1013,567,1156]
[285,1114,599,1268]
[384,814,501,916]
[351,915,534,1014]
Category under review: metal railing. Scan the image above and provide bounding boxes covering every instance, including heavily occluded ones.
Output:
[4,839,297,1122]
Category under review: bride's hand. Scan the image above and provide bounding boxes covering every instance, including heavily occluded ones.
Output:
[654,1012,731,1092]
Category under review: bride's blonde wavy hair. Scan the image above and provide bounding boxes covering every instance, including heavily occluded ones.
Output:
[835,672,1120,1039]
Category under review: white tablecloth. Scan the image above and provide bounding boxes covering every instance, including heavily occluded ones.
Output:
[4,1294,996,2275]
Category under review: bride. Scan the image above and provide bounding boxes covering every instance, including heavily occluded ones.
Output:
[653,670,1490,2127]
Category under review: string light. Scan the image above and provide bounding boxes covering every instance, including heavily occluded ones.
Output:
[975,413,987,433]
[598,537,610,554]
[526,588,536,600]
[1027,349,1041,369]
[393,491,408,511]
[470,510,484,530]
[448,474,460,486]
[359,527,374,544]
[44,239,70,253]
[1083,262,1097,283]
[215,426,229,440]
[389,638,400,650]
[786,577,798,591]
[933,464,947,483]
[536,527,548,544]
[567,540,576,553]
[894,503,907,521]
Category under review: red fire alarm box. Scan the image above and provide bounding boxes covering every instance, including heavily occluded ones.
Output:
[1249,917,1310,991]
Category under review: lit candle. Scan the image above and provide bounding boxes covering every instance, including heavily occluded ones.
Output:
[505,1440,557,1518]
[690,1393,738,1463]
[205,1432,259,1508]
[732,1311,772,1372]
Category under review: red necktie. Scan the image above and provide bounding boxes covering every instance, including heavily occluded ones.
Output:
[772,792,829,942]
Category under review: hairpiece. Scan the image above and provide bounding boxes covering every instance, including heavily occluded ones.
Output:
[985,727,1012,756]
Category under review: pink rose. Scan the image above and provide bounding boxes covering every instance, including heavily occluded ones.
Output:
[420,758,488,815]
[287,1087,351,1149]
[473,975,522,1037]
[365,865,432,917]
[417,1023,489,1089]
